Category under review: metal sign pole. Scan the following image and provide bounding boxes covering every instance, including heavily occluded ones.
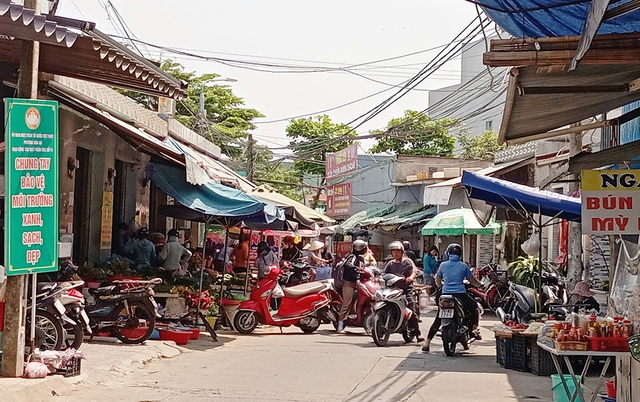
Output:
[29,273,36,353]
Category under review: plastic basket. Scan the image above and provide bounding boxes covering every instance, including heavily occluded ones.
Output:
[511,334,531,372]
[530,343,559,376]
[56,356,81,377]
[496,336,514,369]
[315,266,332,281]
[587,336,629,352]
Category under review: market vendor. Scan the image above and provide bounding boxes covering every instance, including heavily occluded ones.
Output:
[158,229,192,276]
[281,235,302,262]
[570,281,600,313]
[231,232,251,274]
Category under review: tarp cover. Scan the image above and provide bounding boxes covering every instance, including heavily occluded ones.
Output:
[461,171,581,222]
[476,0,640,38]
[336,205,395,234]
[420,207,501,236]
[146,158,279,222]
[248,184,335,226]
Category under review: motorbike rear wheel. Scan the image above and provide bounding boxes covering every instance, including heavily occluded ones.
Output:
[442,325,457,356]
[372,308,391,347]
[64,320,84,350]
[362,312,373,336]
[234,310,259,334]
[26,310,65,352]
[298,315,321,334]
[489,286,510,312]
[402,325,416,343]
[113,300,156,344]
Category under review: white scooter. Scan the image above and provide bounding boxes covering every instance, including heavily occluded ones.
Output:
[371,273,417,347]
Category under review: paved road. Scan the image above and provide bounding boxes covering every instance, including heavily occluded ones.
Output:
[47,307,556,402]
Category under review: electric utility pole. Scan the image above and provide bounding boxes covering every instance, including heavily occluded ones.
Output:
[566,129,584,290]
[2,0,40,378]
[247,134,254,182]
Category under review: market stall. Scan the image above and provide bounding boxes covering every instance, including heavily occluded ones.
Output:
[493,315,633,402]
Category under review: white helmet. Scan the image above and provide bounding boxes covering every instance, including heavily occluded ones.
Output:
[388,241,403,251]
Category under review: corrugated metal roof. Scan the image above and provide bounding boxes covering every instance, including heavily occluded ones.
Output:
[360,203,423,226]
[0,0,80,47]
[0,5,185,99]
[336,205,395,234]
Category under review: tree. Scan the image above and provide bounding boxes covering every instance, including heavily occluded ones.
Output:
[118,60,263,158]
[457,130,506,161]
[369,110,458,156]
[285,115,356,208]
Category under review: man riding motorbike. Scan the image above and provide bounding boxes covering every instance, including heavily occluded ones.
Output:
[422,243,482,352]
[336,239,367,333]
[383,241,423,342]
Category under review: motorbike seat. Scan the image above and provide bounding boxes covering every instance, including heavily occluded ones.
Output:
[90,286,117,296]
[283,282,326,298]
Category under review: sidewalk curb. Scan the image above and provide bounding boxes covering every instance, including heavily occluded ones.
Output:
[0,340,186,399]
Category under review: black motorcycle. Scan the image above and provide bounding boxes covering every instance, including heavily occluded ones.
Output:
[57,260,162,344]
[436,293,479,356]
[279,259,312,287]
[496,275,568,324]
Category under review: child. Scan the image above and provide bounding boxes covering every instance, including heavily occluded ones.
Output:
[570,281,600,313]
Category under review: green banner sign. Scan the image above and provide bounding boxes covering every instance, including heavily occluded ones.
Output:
[4,99,59,275]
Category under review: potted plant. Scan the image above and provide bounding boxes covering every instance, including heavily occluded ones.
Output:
[508,256,557,289]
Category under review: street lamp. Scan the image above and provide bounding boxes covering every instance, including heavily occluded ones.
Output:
[199,77,238,117]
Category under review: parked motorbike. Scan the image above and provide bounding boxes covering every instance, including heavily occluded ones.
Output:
[496,274,568,325]
[58,280,91,350]
[26,281,79,352]
[436,293,483,356]
[328,266,380,334]
[57,259,161,344]
[467,264,510,312]
[371,273,417,347]
[279,259,312,287]
[234,266,332,334]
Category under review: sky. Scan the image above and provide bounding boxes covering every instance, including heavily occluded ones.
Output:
[58,0,483,153]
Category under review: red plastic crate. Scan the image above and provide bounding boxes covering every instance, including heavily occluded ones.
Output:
[587,336,629,352]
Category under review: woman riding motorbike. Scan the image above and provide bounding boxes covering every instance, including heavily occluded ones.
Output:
[422,243,482,352]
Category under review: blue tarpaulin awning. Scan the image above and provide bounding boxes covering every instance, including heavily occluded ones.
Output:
[461,171,581,222]
[475,0,640,39]
[146,158,283,224]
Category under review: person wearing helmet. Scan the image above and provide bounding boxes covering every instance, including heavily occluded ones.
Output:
[361,241,377,267]
[422,243,483,352]
[402,241,417,262]
[383,240,423,342]
[336,239,367,333]
[124,228,156,271]
[256,241,279,280]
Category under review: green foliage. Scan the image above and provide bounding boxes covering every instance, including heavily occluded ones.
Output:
[226,142,303,201]
[507,256,557,289]
[117,60,263,158]
[369,110,458,156]
[457,130,506,161]
[285,115,356,177]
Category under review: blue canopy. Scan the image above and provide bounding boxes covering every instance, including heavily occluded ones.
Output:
[476,0,640,38]
[146,159,283,224]
[461,171,581,222]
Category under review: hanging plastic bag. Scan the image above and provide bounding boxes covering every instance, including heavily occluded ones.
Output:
[521,233,540,256]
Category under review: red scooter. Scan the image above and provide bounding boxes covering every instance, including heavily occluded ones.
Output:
[328,266,380,334]
[467,264,509,312]
[233,266,332,334]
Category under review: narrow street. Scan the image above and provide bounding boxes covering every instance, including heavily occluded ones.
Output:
[48,309,554,402]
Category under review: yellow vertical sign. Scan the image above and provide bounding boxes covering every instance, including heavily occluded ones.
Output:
[100,191,114,249]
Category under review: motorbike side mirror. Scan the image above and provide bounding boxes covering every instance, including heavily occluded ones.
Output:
[629,335,640,363]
